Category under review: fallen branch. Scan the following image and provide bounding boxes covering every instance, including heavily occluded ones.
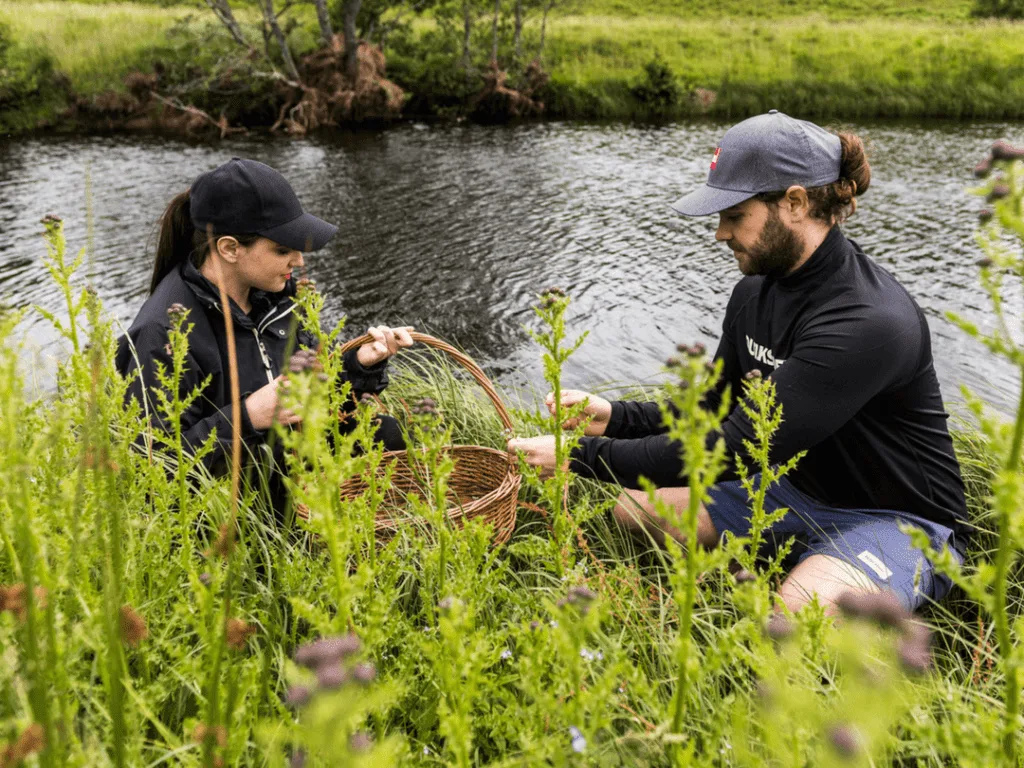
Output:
[150,92,247,138]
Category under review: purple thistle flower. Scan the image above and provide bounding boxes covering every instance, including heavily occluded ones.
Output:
[765,613,793,641]
[289,749,306,768]
[349,732,373,752]
[285,685,312,707]
[827,724,862,757]
[294,633,361,668]
[315,663,348,690]
[351,662,377,685]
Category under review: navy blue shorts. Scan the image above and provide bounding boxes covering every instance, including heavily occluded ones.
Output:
[706,475,961,611]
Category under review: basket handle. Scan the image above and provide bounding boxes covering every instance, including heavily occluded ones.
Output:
[336,332,514,433]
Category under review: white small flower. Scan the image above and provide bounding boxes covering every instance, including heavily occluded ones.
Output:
[569,726,586,753]
[550,620,559,628]
[423,745,430,755]
[580,648,595,662]
[618,684,626,694]
[501,649,513,660]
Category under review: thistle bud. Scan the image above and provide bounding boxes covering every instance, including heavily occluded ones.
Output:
[987,183,1011,202]
[973,157,993,178]
[991,139,1024,162]
[40,213,63,227]
[351,662,377,685]
[764,613,793,641]
[166,303,187,321]
[733,568,756,584]
[295,277,316,293]
[976,257,994,268]
[315,663,348,690]
[285,685,312,707]
[836,590,909,630]
[567,585,598,603]
[192,723,227,748]
[978,209,994,225]
[294,633,361,668]
[687,342,706,358]
[897,622,932,676]
[119,604,148,648]
[289,749,307,768]
[744,369,763,381]
[665,356,681,368]
[199,572,212,587]
[350,732,373,752]
[226,618,255,650]
[827,724,862,757]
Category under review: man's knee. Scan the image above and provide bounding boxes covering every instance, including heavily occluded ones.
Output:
[779,554,880,614]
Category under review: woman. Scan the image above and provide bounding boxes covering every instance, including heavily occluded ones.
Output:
[115,157,411,484]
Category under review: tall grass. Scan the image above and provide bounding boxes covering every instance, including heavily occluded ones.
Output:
[2,194,1024,765]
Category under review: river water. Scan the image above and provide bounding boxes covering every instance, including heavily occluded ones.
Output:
[1,120,1021,411]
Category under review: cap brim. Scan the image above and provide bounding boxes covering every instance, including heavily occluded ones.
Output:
[259,212,338,252]
[670,185,755,217]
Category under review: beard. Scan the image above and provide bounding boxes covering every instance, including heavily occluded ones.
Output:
[734,205,804,277]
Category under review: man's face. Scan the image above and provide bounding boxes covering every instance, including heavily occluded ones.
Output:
[715,198,804,277]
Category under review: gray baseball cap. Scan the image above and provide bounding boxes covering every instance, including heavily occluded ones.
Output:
[671,110,842,216]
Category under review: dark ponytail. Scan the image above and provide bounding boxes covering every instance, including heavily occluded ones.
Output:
[150,190,261,294]
[151,190,197,294]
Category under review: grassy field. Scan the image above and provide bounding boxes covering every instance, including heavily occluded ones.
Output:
[2,0,1024,126]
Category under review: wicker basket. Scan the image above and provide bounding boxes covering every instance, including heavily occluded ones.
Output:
[309,332,520,544]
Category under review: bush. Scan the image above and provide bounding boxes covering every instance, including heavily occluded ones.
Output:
[630,53,685,115]
[972,0,1024,18]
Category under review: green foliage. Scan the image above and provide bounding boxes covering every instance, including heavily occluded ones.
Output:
[2,206,1024,766]
[630,54,684,113]
[0,20,59,132]
[972,0,1024,19]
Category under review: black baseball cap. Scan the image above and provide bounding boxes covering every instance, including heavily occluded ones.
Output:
[671,110,842,216]
[189,158,337,251]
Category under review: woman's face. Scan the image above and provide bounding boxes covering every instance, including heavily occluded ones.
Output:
[230,237,305,294]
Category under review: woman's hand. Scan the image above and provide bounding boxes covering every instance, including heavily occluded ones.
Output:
[356,325,415,367]
[507,435,568,478]
[245,376,302,430]
[546,389,612,436]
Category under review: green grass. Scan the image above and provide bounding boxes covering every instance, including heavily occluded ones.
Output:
[3,0,1024,127]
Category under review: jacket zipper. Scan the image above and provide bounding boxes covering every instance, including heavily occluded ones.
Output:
[252,328,275,385]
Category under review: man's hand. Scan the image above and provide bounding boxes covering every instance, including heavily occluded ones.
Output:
[245,375,302,430]
[507,435,570,478]
[356,325,415,367]
[546,389,612,436]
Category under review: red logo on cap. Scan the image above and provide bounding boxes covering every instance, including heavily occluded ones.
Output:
[711,147,721,170]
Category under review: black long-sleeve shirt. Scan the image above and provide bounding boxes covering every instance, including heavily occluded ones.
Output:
[572,226,970,549]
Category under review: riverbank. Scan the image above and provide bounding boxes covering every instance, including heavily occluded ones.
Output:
[2,0,1024,135]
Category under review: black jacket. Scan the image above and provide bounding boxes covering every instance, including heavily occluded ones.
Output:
[573,227,970,549]
[115,261,389,475]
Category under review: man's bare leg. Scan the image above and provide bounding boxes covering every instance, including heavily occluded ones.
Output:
[612,487,720,549]
[778,554,881,614]
[612,489,881,614]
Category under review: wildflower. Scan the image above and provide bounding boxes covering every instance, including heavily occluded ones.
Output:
[978,210,994,225]
[359,392,377,405]
[411,397,438,416]
[284,685,311,708]
[166,303,188,321]
[289,749,307,768]
[529,620,540,631]
[350,732,373,752]
[836,590,908,630]
[973,157,993,178]
[688,342,707,357]
[897,623,932,675]
[665,356,681,368]
[294,633,361,668]
[568,585,597,603]
[618,683,626,694]
[315,663,348,690]
[351,662,377,685]
[163,343,173,356]
[192,723,227,748]
[437,596,462,615]
[754,680,774,704]
[209,523,234,559]
[0,584,48,621]
[423,745,431,756]
[541,287,567,307]
[225,618,255,650]
[0,723,45,765]
[976,256,994,268]
[733,568,756,584]
[549,620,559,629]
[764,613,793,641]
[826,723,862,758]
[288,349,322,374]
[295,277,316,293]
[199,572,212,587]
[987,183,1011,202]
[40,213,63,227]
[119,604,148,648]
[568,726,586,753]
[579,648,603,662]
[500,649,513,660]
[744,369,763,381]
[991,139,1024,161]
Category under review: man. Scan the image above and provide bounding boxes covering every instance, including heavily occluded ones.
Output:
[509,111,969,613]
